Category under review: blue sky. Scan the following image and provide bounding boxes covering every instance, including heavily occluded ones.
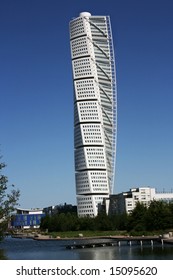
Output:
[0,0,173,209]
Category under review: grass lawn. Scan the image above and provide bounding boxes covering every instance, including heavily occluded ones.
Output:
[48,230,127,238]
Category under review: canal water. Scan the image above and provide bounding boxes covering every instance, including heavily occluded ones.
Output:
[1,236,173,260]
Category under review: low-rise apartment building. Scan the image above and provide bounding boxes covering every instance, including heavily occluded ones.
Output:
[108,187,173,215]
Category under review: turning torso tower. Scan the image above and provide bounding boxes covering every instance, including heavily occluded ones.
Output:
[69,12,117,217]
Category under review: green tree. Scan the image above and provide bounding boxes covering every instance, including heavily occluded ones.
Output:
[110,213,128,230]
[95,213,112,231]
[146,200,172,230]
[65,213,79,231]
[168,201,173,228]
[127,202,147,232]
[0,158,20,240]
[40,215,51,231]
[79,216,96,231]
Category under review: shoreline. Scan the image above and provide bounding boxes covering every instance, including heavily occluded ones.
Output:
[10,232,173,245]
[11,233,160,241]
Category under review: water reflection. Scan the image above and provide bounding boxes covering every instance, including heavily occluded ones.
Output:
[1,237,173,260]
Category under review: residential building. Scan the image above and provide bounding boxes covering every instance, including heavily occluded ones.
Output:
[108,187,173,215]
[69,12,117,217]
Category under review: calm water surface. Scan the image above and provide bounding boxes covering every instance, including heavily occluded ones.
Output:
[1,236,173,260]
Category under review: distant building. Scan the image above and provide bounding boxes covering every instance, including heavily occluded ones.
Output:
[107,187,173,215]
[11,203,77,229]
[11,208,45,229]
[43,203,77,216]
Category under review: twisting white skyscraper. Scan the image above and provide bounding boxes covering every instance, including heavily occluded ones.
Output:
[69,12,117,217]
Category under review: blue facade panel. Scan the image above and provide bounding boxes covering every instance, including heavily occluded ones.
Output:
[11,213,45,228]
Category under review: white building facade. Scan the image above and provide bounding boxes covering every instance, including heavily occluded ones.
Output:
[124,187,156,214]
[108,187,173,215]
[69,12,117,216]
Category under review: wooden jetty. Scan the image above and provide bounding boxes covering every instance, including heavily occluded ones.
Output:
[66,241,116,249]
[66,236,162,249]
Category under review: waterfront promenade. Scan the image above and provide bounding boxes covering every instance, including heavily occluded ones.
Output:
[11,233,173,249]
